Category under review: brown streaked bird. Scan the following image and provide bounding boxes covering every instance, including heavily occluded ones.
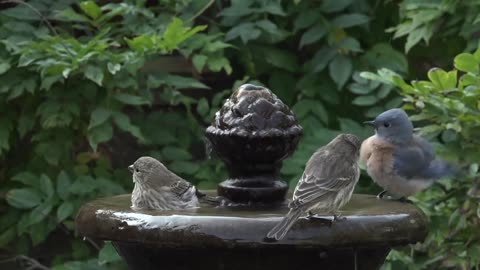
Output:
[266,134,361,241]
[129,156,201,211]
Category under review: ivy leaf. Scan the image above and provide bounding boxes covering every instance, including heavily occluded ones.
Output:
[88,108,111,130]
[87,121,113,151]
[6,188,43,209]
[84,65,104,86]
[329,55,352,89]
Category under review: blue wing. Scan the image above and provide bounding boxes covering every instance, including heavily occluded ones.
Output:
[393,136,434,179]
[394,136,458,179]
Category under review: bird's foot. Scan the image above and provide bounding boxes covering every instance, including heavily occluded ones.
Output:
[376,190,388,199]
[306,214,333,226]
[333,214,347,222]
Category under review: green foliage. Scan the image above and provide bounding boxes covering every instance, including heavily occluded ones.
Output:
[0,0,478,269]
[389,0,480,52]
[364,49,480,269]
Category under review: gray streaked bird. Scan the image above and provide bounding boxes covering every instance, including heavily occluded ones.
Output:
[360,108,458,199]
[129,156,200,210]
[266,134,361,241]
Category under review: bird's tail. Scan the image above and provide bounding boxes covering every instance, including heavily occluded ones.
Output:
[196,190,231,206]
[425,159,463,179]
[266,208,303,241]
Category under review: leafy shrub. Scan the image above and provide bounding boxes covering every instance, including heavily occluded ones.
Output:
[363,50,480,269]
[0,0,478,269]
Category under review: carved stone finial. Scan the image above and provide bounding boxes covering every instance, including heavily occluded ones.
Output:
[205,84,303,204]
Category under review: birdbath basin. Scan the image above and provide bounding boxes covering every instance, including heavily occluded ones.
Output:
[76,192,427,270]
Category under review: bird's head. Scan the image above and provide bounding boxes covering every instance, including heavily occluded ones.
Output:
[331,133,361,155]
[129,156,164,184]
[364,108,413,144]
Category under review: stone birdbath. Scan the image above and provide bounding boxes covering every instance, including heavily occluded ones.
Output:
[76,84,428,270]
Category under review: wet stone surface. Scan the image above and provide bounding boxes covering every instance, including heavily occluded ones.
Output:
[76,192,428,248]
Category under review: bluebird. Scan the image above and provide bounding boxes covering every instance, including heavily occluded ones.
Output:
[266,134,361,241]
[360,108,457,199]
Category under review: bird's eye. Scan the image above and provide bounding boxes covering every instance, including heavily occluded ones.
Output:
[135,168,140,172]
[384,122,391,128]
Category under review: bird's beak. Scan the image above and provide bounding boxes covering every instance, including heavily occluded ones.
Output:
[363,120,376,127]
[128,165,134,173]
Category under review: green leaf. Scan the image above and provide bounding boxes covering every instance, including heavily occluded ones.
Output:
[192,54,208,72]
[331,14,370,28]
[6,188,42,209]
[39,174,54,199]
[88,108,111,130]
[320,0,354,13]
[0,227,16,248]
[261,48,299,72]
[292,100,328,124]
[352,95,378,106]
[112,112,145,142]
[329,55,352,89]
[454,53,479,74]
[57,171,71,200]
[12,172,40,188]
[79,1,102,19]
[98,242,122,265]
[114,93,150,105]
[427,68,457,90]
[161,146,192,161]
[293,9,321,31]
[169,161,200,175]
[28,201,53,226]
[57,201,74,222]
[107,62,121,75]
[225,23,261,43]
[84,65,104,86]
[87,122,113,151]
[0,61,11,75]
[299,22,327,48]
[162,18,207,52]
[197,98,209,116]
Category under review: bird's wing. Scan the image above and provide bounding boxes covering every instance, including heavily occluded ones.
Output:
[290,151,358,208]
[169,180,194,197]
[393,136,435,179]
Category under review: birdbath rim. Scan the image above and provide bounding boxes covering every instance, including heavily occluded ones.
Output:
[75,192,428,248]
